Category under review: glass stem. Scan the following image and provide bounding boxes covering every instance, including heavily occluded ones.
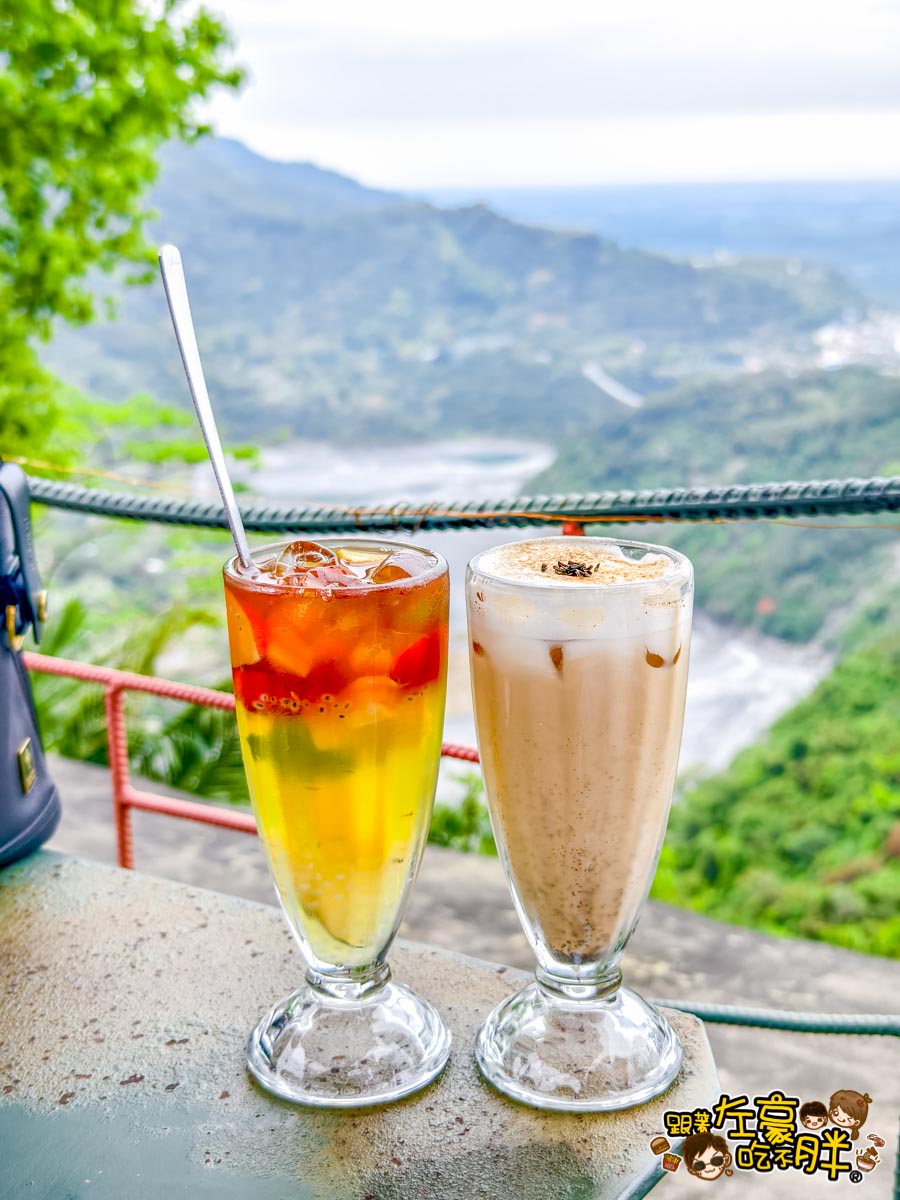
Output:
[306,960,392,1004]
[536,962,622,1004]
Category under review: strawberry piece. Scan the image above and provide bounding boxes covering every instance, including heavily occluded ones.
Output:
[234,657,354,711]
[389,629,443,688]
[302,658,354,701]
[234,662,303,711]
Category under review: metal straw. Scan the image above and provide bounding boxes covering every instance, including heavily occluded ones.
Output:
[158,244,254,572]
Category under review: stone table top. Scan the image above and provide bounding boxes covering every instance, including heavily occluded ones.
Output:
[0,852,719,1199]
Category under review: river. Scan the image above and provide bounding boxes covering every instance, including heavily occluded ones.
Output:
[217,438,831,782]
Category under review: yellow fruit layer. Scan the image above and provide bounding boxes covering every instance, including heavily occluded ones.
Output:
[235,681,445,967]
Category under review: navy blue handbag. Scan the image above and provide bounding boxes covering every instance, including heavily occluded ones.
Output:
[0,459,60,866]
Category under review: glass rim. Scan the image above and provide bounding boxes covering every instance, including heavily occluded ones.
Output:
[467,535,692,592]
[223,535,448,594]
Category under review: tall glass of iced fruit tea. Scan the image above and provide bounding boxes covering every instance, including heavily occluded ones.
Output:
[224,537,451,1106]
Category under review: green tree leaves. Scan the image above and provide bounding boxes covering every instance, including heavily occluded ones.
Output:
[654,635,900,957]
[0,0,241,456]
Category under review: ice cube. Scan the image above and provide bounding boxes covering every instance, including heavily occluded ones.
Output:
[304,564,363,591]
[273,539,337,579]
[368,548,422,584]
[335,546,388,568]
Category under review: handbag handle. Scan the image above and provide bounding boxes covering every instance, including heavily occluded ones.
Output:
[0,460,47,646]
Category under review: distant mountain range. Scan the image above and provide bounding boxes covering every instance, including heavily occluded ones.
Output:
[44,137,864,443]
[427,180,900,306]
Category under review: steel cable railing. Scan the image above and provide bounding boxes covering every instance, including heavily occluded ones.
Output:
[25,473,900,531]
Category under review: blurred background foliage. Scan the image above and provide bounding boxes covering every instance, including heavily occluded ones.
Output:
[0,0,241,463]
[653,633,900,958]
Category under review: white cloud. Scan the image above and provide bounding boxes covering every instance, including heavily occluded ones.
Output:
[199,0,900,185]
[207,0,898,45]
[209,109,900,188]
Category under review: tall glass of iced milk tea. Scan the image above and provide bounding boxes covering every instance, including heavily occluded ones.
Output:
[467,536,693,1111]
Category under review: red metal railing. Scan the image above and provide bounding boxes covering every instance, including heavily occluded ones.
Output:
[23,651,479,870]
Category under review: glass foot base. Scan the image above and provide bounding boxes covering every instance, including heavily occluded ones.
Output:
[247,979,451,1108]
[475,982,682,1112]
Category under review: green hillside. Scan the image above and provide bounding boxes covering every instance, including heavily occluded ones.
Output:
[42,138,862,443]
[537,367,900,491]
[535,367,900,641]
[653,634,900,958]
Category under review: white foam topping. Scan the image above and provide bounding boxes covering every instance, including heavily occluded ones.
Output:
[476,539,677,586]
[469,538,691,641]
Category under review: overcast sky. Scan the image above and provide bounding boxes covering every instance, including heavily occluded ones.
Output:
[202,0,900,187]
